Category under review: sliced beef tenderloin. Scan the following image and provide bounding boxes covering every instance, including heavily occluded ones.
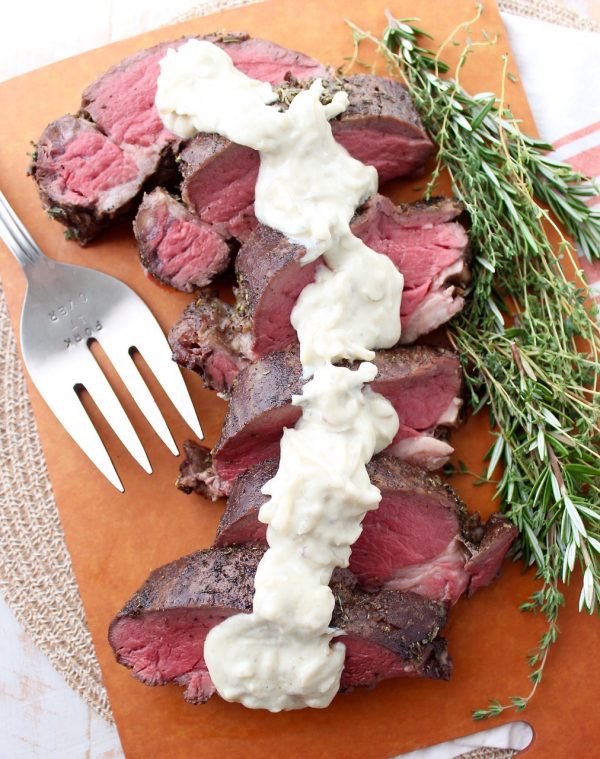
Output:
[32,40,183,243]
[208,32,331,83]
[234,194,468,360]
[333,566,451,689]
[214,455,517,603]
[108,545,451,704]
[346,461,517,601]
[331,75,434,182]
[32,37,187,243]
[179,137,260,242]
[234,224,320,358]
[180,75,434,241]
[31,115,150,244]
[33,33,328,243]
[80,38,184,177]
[214,457,281,544]
[168,294,252,395]
[134,188,231,292]
[185,345,461,495]
[351,194,470,343]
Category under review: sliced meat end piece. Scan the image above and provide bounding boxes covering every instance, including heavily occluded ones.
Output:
[134,188,232,292]
[31,115,148,244]
[212,346,462,484]
[168,295,253,394]
[108,544,258,703]
[110,606,226,703]
[108,545,451,704]
[465,514,518,595]
[176,441,229,501]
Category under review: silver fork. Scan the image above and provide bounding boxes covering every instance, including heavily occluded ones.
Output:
[0,191,202,492]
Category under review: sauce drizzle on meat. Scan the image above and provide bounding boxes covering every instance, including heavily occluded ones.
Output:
[156,39,404,711]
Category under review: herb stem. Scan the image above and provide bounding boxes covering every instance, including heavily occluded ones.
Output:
[347,9,600,718]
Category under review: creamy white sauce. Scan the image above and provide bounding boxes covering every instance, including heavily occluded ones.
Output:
[157,39,404,711]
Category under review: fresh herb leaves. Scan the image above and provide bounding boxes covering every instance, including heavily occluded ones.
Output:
[347,5,600,717]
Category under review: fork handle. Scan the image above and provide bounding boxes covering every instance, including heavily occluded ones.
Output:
[0,191,47,270]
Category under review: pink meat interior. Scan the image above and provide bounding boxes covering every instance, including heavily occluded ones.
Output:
[214,405,303,481]
[334,124,433,183]
[214,512,268,548]
[340,635,419,689]
[224,38,328,83]
[350,491,459,590]
[357,219,467,290]
[47,130,138,205]
[148,205,230,289]
[466,522,519,594]
[253,258,320,357]
[185,144,260,228]
[85,46,178,150]
[376,370,460,436]
[109,608,231,686]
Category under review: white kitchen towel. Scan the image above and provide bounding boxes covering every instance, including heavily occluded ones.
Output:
[502,13,600,299]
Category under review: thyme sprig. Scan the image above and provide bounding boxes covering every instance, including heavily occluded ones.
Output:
[347,7,600,718]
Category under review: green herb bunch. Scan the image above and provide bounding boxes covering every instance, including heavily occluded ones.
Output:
[347,6,600,718]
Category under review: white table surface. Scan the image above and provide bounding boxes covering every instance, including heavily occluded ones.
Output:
[1,1,596,756]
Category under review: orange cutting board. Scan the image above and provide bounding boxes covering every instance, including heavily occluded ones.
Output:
[0,1,598,756]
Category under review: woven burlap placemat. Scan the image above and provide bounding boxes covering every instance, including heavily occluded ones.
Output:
[0,1,595,752]
[498,0,600,31]
[0,280,112,723]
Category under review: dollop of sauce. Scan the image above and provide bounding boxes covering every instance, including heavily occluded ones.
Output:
[157,39,404,711]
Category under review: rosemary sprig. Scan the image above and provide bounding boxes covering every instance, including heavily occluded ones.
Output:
[347,7,600,718]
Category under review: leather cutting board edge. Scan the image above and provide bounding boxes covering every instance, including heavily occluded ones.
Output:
[0,1,598,756]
